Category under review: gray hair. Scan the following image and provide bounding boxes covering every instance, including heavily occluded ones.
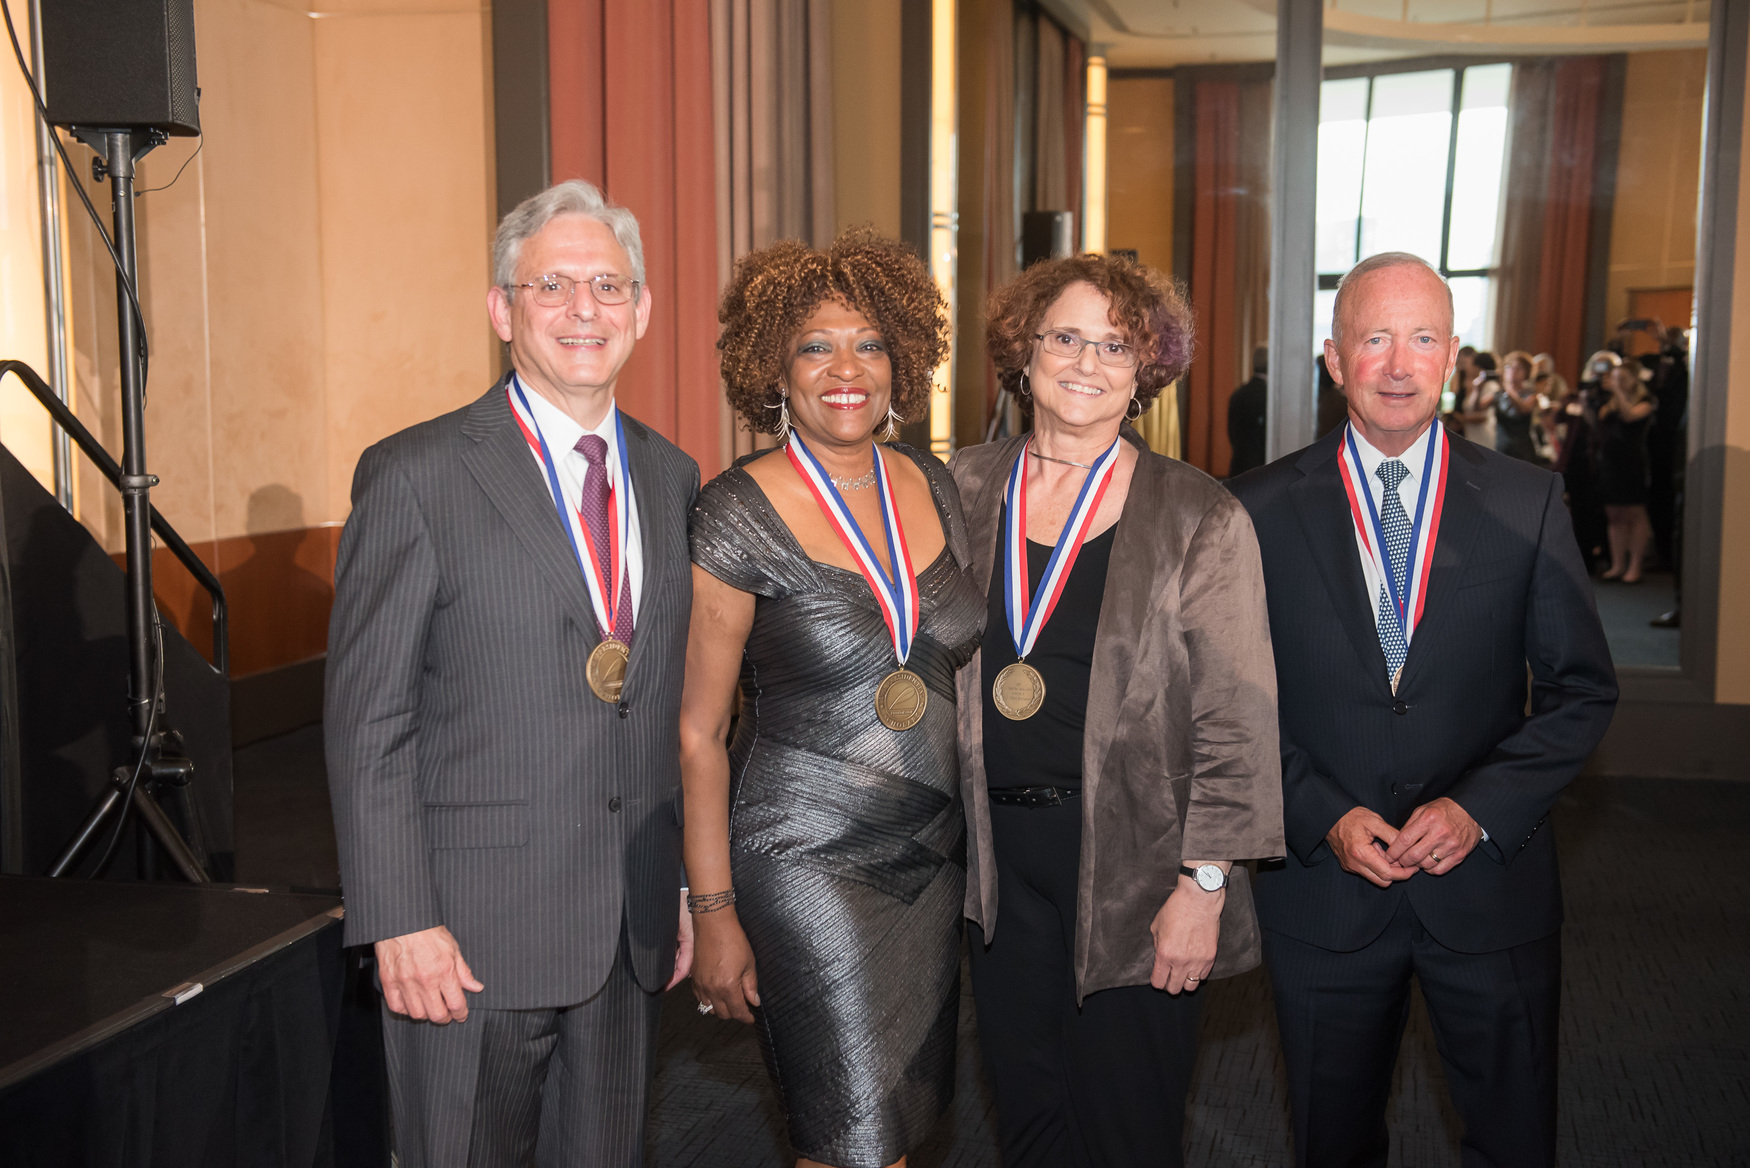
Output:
[1331,251,1453,343]
[492,179,646,299]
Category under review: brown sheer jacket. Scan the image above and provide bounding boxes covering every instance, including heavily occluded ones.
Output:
[949,430,1285,1000]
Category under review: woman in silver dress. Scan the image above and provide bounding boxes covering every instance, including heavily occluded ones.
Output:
[678,229,983,1168]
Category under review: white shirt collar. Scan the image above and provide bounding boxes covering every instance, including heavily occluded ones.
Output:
[1347,421,1435,492]
[514,374,619,469]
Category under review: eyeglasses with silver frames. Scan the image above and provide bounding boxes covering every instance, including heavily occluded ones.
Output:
[511,273,641,308]
[1035,331,1137,368]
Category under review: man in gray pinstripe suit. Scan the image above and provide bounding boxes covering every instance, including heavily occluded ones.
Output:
[327,180,698,1166]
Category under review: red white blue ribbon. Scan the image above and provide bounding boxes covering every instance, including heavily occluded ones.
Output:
[1002,437,1122,661]
[786,433,920,667]
[507,377,635,638]
[1337,420,1448,645]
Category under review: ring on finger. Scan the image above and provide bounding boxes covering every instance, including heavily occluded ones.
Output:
[696,1000,714,1015]
[1430,853,1442,863]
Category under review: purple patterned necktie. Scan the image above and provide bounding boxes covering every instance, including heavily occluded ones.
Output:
[575,434,634,647]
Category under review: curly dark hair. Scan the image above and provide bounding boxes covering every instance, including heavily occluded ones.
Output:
[718,228,949,436]
[986,254,1194,419]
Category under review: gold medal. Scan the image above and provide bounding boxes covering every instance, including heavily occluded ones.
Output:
[992,661,1046,721]
[587,638,631,704]
[874,669,929,731]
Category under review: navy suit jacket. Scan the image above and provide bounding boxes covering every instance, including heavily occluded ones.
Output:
[1228,426,1617,954]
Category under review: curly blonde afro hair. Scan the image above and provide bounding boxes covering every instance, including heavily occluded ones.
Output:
[718,228,948,436]
[986,254,1194,418]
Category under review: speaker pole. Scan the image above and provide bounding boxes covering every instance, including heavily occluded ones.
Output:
[45,128,205,883]
[105,129,155,743]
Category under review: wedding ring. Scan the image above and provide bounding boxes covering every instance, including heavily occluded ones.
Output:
[696,1001,714,1015]
[1430,853,1443,863]
[1185,975,1201,983]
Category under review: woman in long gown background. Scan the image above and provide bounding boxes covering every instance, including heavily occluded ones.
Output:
[678,230,983,1168]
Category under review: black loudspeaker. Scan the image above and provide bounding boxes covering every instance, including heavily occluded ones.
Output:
[1021,210,1076,269]
[41,0,200,136]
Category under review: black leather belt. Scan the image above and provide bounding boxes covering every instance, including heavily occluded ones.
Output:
[987,785,1081,808]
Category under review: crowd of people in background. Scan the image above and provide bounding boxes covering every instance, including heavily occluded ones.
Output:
[1441,321,1689,604]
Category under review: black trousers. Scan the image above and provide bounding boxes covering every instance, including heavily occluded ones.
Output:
[380,925,663,1168]
[1263,897,1561,1168]
[968,799,1202,1168]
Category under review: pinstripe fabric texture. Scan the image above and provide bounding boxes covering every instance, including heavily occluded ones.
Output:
[326,377,698,1160]
[381,933,662,1168]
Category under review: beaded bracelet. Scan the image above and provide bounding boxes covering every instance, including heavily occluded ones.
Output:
[686,888,736,914]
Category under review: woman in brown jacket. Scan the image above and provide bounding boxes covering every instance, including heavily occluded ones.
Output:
[950,254,1283,1168]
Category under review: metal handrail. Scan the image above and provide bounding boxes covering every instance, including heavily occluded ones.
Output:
[0,360,228,676]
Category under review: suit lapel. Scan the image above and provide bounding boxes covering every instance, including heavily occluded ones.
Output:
[1397,435,1487,689]
[969,435,1026,592]
[619,415,667,675]
[1082,430,1158,789]
[1288,430,1392,694]
[460,380,602,642]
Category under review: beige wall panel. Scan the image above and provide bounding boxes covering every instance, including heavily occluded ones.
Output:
[198,0,329,540]
[312,10,495,522]
[66,165,125,550]
[831,0,902,237]
[1715,56,1750,705]
[1107,76,1173,274]
[133,142,218,545]
[1606,49,1705,330]
[0,48,52,491]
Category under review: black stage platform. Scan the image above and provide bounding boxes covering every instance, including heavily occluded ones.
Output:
[0,876,386,1166]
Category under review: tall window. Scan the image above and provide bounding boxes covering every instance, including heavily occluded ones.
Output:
[1314,63,1513,351]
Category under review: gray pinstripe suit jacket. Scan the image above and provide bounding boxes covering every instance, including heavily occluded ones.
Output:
[326,376,699,1008]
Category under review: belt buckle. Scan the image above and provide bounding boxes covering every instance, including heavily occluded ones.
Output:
[1024,786,1061,807]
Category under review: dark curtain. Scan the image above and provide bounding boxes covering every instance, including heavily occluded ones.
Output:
[1494,56,1609,384]
[1185,77,1271,477]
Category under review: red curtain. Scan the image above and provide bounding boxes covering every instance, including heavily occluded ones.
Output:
[547,0,725,478]
[1532,56,1606,384]
[1188,81,1240,475]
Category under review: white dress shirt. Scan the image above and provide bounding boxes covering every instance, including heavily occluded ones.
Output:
[516,375,644,621]
[1345,422,1436,651]
[1348,422,1488,839]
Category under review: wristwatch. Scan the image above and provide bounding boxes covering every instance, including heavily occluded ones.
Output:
[1180,863,1228,892]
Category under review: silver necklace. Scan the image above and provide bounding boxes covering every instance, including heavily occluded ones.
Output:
[830,467,877,491]
[1029,447,1095,470]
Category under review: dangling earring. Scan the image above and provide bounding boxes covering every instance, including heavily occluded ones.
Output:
[768,387,791,438]
[883,407,901,440]
[1126,395,1144,422]
[1018,372,1032,397]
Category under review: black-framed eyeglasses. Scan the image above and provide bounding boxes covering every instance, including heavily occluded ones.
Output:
[512,273,640,308]
[1035,331,1137,368]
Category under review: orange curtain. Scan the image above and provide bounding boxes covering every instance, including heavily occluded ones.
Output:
[546,0,725,478]
[1188,81,1240,475]
[1532,56,1606,383]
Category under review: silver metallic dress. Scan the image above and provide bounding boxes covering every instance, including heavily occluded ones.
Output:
[689,445,983,1167]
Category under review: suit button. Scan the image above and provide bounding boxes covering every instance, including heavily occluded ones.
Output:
[608,796,623,813]
[1392,700,1409,716]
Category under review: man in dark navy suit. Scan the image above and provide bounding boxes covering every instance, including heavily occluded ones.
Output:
[1228,252,1617,1168]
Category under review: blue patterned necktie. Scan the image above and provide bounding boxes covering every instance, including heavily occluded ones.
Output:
[1374,458,1411,687]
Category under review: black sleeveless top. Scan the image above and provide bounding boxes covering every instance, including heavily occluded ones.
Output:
[980,506,1116,791]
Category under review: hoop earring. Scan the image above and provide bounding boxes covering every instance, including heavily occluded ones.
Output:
[1018,372,1032,397]
[883,407,901,440]
[1126,396,1144,422]
[767,388,791,438]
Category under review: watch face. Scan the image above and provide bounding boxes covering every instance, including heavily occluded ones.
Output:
[1194,864,1225,892]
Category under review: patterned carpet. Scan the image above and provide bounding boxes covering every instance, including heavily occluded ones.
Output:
[231,737,1750,1166]
[643,776,1750,1167]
